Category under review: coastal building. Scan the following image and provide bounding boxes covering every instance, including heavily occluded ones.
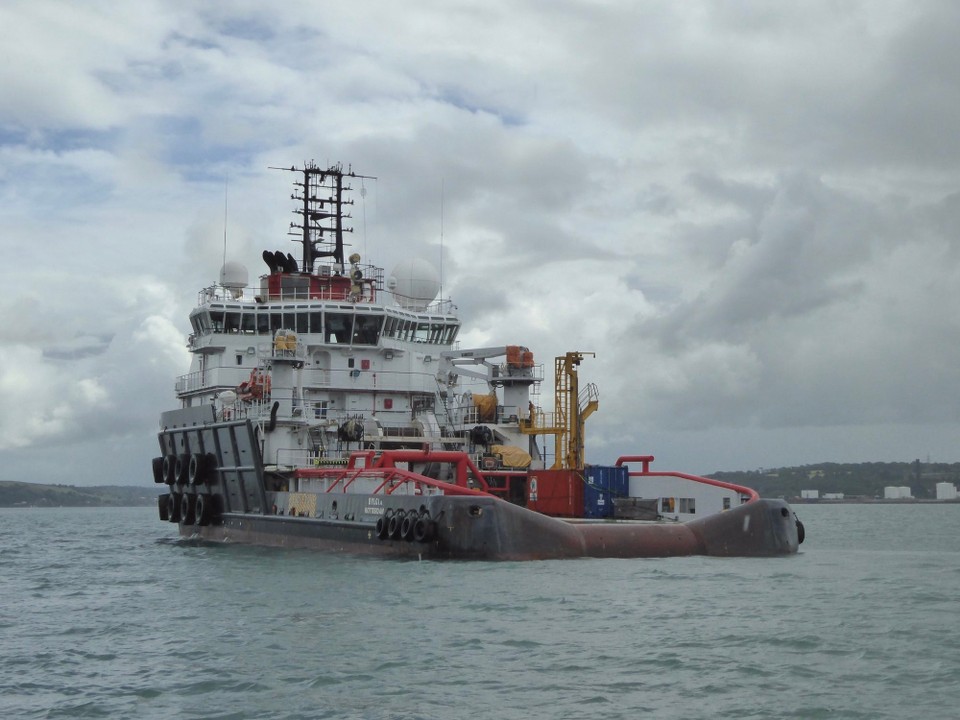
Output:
[936,482,958,500]
[884,486,913,499]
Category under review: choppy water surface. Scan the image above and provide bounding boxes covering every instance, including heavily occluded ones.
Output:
[2,503,959,719]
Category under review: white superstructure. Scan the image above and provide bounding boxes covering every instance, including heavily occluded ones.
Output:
[171,163,547,476]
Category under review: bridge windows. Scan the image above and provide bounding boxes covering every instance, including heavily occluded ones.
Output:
[325,313,352,344]
[353,315,384,345]
[379,314,459,345]
[192,304,461,348]
[413,322,430,343]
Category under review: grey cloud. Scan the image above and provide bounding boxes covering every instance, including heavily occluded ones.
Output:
[3,1,960,482]
[657,172,877,346]
[42,333,114,361]
[616,171,960,437]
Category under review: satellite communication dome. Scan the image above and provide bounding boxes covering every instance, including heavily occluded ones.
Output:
[387,258,441,311]
[218,390,237,406]
[219,261,249,298]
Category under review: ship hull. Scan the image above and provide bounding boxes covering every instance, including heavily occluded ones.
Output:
[156,415,800,560]
[173,495,799,560]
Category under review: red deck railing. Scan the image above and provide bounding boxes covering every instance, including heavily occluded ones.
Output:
[615,455,759,502]
[293,449,495,497]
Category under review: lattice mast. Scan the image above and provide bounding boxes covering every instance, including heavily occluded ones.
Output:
[271,162,375,272]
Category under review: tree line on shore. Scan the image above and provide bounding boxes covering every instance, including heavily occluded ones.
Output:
[709,460,960,500]
[0,481,158,508]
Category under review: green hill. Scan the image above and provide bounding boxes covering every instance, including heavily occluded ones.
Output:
[709,460,960,500]
[0,481,159,508]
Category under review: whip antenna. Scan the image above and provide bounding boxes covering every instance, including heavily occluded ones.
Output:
[440,178,444,304]
[222,174,229,267]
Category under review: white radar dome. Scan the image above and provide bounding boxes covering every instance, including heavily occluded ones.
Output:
[387,258,441,311]
[220,261,249,298]
[219,390,237,406]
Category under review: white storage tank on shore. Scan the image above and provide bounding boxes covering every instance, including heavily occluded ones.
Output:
[936,482,958,500]
[884,486,909,499]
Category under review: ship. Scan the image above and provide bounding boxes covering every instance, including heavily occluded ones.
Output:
[152,162,804,560]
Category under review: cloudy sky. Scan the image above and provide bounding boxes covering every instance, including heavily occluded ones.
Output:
[2,0,960,486]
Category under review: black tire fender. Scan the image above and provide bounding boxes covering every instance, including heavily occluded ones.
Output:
[400,514,417,541]
[196,494,212,526]
[180,492,196,525]
[174,454,191,485]
[387,513,404,540]
[163,455,177,485]
[188,453,216,485]
[413,518,435,543]
[167,492,182,523]
[152,457,165,484]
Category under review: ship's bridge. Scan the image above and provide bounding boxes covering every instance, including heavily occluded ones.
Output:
[187,296,460,351]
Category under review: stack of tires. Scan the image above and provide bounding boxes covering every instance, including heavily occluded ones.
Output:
[154,451,219,527]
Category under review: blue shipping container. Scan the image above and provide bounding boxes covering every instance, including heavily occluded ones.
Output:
[583,465,629,519]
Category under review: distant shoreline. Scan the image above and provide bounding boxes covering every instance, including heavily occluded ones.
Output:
[4,479,960,509]
[790,497,960,505]
[0,481,158,508]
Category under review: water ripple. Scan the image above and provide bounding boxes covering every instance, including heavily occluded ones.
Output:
[2,505,960,719]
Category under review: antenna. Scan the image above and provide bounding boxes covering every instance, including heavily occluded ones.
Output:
[361,178,368,259]
[222,174,229,267]
[440,178,444,304]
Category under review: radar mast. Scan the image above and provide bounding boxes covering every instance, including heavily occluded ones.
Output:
[270,162,376,273]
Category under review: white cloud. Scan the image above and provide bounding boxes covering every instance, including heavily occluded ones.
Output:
[2,0,960,482]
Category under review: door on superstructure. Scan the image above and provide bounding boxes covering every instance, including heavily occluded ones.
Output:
[309,350,332,388]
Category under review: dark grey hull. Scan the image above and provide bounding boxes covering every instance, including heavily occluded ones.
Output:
[171,495,800,560]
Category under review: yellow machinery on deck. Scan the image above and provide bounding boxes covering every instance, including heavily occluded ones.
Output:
[521,351,598,470]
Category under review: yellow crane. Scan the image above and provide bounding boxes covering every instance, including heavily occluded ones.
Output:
[521,351,598,470]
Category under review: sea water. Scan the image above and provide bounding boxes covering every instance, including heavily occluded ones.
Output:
[1,503,958,719]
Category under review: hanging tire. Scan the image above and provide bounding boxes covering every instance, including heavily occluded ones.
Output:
[413,518,435,543]
[163,455,177,485]
[188,453,202,484]
[188,453,217,485]
[376,515,390,540]
[387,513,404,540]
[796,519,806,544]
[167,492,181,523]
[152,457,165,484]
[157,494,169,521]
[180,493,196,525]
[174,454,191,485]
[400,514,417,541]
[196,494,212,526]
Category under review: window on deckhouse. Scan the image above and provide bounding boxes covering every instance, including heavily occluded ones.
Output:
[325,313,352,344]
[353,315,384,345]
